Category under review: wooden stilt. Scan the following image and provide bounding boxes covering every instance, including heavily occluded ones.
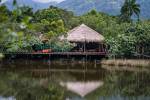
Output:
[84,42,86,52]
[99,44,100,52]
[101,43,104,52]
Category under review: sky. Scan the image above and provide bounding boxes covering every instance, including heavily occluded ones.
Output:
[32,0,65,3]
[0,0,65,4]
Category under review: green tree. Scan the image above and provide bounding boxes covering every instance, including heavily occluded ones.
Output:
[0,5,10,22]
[13,0,17,6]
[120,0,140,22]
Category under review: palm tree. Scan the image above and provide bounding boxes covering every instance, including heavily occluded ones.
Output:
[120,0,140,22]
[13,0,17,6]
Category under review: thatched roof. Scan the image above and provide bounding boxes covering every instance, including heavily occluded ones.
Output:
[67,24,104,43]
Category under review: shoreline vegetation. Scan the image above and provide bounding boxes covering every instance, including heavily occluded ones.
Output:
[101,59,150,67]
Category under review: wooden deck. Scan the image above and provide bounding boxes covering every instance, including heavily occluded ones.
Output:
[5,52,106,55]
[33,52,106,55]
[4,52,107,60]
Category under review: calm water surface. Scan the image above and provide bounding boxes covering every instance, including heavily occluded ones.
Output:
[0,59,150,100]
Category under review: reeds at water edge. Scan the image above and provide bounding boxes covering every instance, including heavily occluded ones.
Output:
[101,59,150,67]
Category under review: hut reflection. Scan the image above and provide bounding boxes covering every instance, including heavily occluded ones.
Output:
[60,81,104,97]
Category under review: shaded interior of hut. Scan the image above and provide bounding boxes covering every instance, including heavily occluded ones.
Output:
[71,43,106,52]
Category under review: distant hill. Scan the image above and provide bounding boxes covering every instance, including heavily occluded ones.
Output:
[57,0,150,19]
[1,0,150,19]
[1,0,57,10]
[57,0,124,15]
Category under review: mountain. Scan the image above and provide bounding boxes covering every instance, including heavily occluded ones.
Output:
[1,0,150,19]
[57,0,124,15]
[57,0,150,19]
[2,0,57,10]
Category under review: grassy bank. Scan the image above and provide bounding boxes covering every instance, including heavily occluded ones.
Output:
[101,59,150,67]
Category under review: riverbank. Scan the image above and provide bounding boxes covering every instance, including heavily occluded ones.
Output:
[101,59,150,67]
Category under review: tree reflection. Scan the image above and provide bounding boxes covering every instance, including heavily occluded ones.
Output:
[86,71,150,99]
[0,72,64,100]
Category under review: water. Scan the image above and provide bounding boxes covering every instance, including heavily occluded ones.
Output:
[0,59,150,100]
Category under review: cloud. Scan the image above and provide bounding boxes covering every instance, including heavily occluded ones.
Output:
[32,0,65,3]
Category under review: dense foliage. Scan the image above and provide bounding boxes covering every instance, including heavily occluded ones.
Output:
[0,5,72,52]
[0,1,150,58]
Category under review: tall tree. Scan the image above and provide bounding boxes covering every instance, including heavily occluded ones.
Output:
[120,0,140,22]
[13,0,17,6]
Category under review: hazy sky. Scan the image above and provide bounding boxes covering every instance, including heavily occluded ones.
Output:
[33,0,65,3]
[0,0,65,4]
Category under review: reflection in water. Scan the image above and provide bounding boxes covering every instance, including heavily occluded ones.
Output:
[0,59,150,100]
[60,81,103,97]
[0,96,15,100]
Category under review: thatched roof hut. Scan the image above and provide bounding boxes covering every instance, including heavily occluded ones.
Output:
[67,24,104,43]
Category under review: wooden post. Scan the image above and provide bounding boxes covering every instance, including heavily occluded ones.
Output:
[84,42,86,52]
[101,43,103,52]
[99,43,100,52]
[142,46,144,59]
